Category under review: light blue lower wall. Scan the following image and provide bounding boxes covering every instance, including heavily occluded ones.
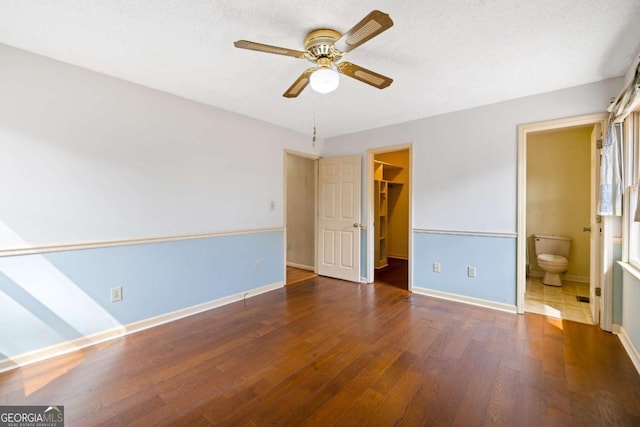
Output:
[413,232,516,305]
[622,269,640,355]
[0,230,283,359]
[613,243,623,325]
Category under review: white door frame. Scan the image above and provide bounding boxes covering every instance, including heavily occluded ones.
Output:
[283,149,319,284]
[590,124,603,325]
[516,113,610,329]
[366,143,413,288]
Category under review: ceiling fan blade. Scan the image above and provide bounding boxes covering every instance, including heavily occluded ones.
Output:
[333,10,393,53]
[233,40,307,59]
[283,68,315,98]
[336,62,393,89]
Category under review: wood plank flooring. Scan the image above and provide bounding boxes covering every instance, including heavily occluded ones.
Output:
[286,266,317,285]
[375,258,408,290]
[2,276,640,426]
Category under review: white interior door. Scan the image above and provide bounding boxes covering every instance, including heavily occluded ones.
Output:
[317,155,361,282]
[590,123,602,324]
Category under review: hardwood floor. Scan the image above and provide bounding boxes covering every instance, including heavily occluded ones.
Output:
[2,276,640,426]
[286,266,317,285]
[375,258,408,290]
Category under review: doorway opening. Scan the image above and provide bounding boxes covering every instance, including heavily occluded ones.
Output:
[284,151,318,285]
[517,113,612,330]
[367,145,412,290]
[524,125,595,324]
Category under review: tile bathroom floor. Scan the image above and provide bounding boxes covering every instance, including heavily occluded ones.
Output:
[525,277,594,324]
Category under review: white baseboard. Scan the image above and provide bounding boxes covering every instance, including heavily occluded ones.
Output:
[615,325,640,375]
[564,274,589,283]
[286,262,314,271]
[0,281,284,374]
[413,287,517,314]
[528,270,589,283]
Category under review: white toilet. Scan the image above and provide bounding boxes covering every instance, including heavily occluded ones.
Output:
[534,234,571,287]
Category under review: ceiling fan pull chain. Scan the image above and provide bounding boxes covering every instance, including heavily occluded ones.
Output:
[312,113,317,147]
[312,98,317,147]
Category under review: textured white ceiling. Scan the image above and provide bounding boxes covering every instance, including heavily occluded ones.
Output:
[1,1,639,138]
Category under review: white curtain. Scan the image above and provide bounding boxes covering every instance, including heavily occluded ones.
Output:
[609,63,640,124]
[604,62,639,218]
[599,123,622,216]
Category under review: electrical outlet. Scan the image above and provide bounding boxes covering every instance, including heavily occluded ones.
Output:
[433,262,440,273]
[468,266,476,278]
[254,261,261,270]
[111,286,123,302]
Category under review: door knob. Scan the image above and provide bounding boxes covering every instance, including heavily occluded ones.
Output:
[353,223,360,228]
[583,226,591,232]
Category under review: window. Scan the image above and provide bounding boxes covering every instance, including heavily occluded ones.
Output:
[625,112,640,269]
[626,114,638,187]
[628,185,640,267]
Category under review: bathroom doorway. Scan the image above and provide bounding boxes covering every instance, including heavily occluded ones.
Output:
[525,125,594,324]
[284,150,318,285]
[367,145,412,290]
[517,113,613,330]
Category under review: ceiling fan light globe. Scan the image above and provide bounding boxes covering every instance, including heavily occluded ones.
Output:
[310,68,340,94]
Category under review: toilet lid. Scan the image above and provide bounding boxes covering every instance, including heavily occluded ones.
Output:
[537,254,568,264]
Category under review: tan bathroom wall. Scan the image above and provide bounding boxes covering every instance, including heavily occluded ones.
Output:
[526,125,593,280]
[286,154,315,269]
[375,150,410,259]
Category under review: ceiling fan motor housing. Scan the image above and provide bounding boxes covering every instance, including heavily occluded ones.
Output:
[304,29,344,62]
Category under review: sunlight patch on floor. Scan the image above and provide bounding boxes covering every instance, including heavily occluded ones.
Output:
[525,277,594,324]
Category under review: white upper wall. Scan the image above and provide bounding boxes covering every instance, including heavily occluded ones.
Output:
[1,41,626,247]
[323,78,623,233]
[0,44,320,250]
[622,48,640,85]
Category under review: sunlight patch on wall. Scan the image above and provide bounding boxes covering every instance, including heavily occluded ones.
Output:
[0,219,121,361]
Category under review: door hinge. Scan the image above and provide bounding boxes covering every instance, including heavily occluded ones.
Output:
[595,287,602,297]
[596,139,603,149]
[596,215,602,224]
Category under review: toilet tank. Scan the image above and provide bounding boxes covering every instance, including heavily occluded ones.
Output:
[534,234,571,258]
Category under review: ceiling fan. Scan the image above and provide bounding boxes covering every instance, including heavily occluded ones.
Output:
[233,10,394,98]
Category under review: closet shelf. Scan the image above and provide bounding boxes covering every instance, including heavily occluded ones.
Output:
[374,160,404,269]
